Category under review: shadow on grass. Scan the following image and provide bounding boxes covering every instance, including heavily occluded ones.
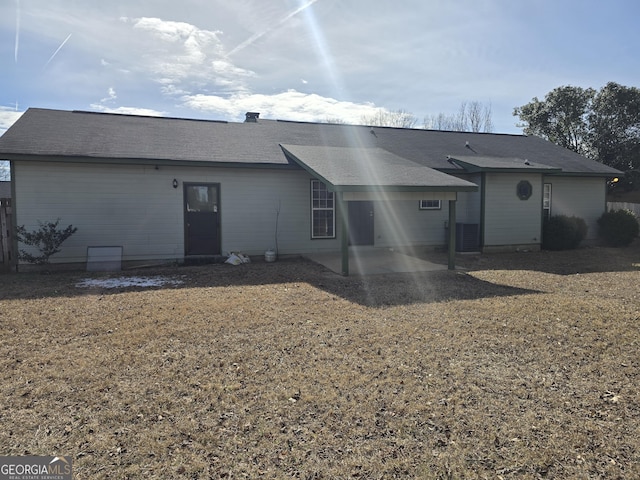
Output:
[416,239,640,276]
[307,269,541,307]
[1,240,637,306]
[0,257,541,307]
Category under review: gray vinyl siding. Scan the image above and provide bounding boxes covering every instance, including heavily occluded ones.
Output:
[370,173,479,248]
[19,160,589,265]
[483,172,542,247]
[542,175,606,241]
[14,162,184,263]
[13,161,342,264]
[216,170,342,254]
[373,199,449,247]
[453,173,482,224]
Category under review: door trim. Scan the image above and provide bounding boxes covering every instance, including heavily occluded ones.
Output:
[183,182,221,256]
[348,200,375,246]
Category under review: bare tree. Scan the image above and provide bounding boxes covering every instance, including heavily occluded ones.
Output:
[466,101,493,133]
[424,112,458,131]
[360,108,418,129]
[324,117,348,125]
[324,103,492,132]
[424,101,493,132]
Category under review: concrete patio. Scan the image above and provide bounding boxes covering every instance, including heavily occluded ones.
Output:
[304,247,450,275]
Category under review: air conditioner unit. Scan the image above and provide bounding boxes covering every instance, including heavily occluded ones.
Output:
[455,223,480,252]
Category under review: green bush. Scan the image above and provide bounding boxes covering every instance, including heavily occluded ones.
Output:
[597,209,639,247]
[542,215,588,250]
[16,219,78,264]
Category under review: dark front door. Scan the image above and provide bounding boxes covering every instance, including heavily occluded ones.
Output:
[348,201,374,245]
[184,184,220,255]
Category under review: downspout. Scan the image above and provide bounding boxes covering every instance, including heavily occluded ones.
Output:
[448,199,456,270]
[479,172,486,250]
[540,176,546,245]
[10,161,18,272]
[338,192,349,276]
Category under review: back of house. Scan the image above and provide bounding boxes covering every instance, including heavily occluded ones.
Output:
[0,108,620,270]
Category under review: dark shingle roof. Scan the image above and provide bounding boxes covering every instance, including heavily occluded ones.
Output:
[281,145,477,191]
[366,126,621,175]
[0,109,375,167]
[447,155,561,173]
[0,108,622,177]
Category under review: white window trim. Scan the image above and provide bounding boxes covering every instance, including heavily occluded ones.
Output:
[419,199,442,210]
[543,183,552,218]
[311,179,336,239]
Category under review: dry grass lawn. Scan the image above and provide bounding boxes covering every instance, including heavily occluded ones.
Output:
[1,241,639,479]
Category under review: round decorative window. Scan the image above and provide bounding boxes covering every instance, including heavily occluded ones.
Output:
[517,180,533,200]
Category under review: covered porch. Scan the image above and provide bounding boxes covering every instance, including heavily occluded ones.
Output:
[305,246,450,276]
[281,144,478,275]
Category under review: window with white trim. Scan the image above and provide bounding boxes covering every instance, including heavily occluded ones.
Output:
[311,180,335,238]
[419,199,441,210]
[543,183,552,220]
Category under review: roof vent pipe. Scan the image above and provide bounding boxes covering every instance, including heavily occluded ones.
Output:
[245,112,260,123]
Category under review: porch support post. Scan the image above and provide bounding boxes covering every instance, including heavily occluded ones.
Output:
[339,192,349,276]
[448,199,456,270]
[9,161,18,272]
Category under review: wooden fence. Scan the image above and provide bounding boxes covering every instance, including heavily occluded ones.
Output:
[607,202,640,218]
[1,198,13,272]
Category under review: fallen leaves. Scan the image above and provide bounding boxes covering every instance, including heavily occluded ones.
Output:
[1,245,639,478]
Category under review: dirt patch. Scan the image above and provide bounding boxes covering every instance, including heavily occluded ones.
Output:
[1,242,639,478]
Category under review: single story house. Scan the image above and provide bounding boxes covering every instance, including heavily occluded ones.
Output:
[0,108,621,273]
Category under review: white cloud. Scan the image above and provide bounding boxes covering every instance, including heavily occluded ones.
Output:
[120,16,253,91]
[3,0,638,136]
[88,105,166,117]
[183,89,380,124]
[6,6,414,128]
[113,16,391,124]
[99,87,117,104]
[160,83,189,96]
[0,107,24,135]
[225,0,320,58]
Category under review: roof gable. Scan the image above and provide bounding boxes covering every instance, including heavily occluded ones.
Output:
[281,144,477,192]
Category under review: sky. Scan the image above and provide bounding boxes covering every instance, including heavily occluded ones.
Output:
[1,0,640,138]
